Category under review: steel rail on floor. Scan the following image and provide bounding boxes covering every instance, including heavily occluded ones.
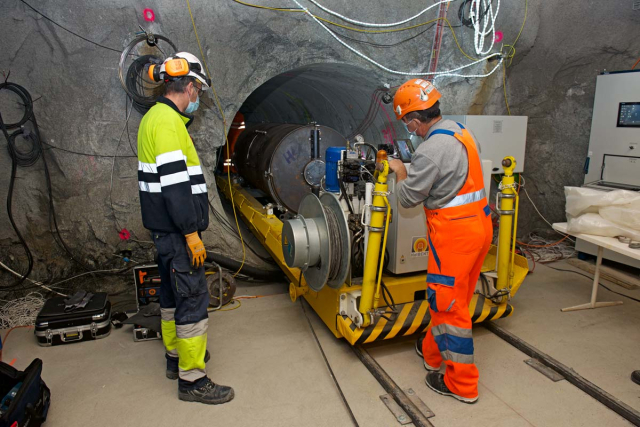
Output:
[484,321,640,426]
[352,345,435,427]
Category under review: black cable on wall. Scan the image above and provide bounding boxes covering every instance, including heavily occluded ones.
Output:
[0,80,91,290]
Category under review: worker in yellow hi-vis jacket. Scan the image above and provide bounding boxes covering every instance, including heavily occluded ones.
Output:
[137,52,234,405]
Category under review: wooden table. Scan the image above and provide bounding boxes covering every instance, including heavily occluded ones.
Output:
[553,222,640,312]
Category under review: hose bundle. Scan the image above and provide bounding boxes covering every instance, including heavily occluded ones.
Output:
[0,81,40,288]
[1,81,87,291]
[125,54,164,114]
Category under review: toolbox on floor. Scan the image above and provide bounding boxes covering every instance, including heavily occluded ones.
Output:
[133,325,162,342]
[133,264,161,308]
[34,292,112,346]
[0,358,50,427]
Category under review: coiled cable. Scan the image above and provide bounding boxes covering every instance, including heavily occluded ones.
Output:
[323,206,342,281]
[0,82,40,288]
[1,81,90,290]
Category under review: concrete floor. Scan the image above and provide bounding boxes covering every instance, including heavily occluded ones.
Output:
[2,261,639,426]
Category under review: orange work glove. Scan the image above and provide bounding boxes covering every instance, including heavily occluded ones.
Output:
[185,232,206,268]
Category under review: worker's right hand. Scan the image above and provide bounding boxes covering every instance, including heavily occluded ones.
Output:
[388,159,408,181]
[185,232,206,268]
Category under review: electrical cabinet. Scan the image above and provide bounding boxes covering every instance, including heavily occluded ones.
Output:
[442,115,528,174]
[578,70,640,268]
[386,160,492,274]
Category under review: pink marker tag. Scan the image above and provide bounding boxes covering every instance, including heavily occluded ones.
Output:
[143,8,155,22]
[494,31,503,43]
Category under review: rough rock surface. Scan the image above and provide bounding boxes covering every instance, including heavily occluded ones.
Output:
[1,0,639,288]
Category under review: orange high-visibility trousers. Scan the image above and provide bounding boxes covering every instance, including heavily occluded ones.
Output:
[420,122,493,399]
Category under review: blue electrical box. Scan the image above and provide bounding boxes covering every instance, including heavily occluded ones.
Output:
[325,147,343,193]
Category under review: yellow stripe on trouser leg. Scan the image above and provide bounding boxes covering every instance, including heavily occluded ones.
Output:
[161,319,179,356]
[161,307,178,357]
[176,318,208,382]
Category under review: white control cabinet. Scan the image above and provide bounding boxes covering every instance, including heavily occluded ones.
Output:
[442,115,528,175]
[386,160,492,274]
[577,70,640,268]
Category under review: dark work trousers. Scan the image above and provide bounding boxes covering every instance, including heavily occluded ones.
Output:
[152,231,209,389]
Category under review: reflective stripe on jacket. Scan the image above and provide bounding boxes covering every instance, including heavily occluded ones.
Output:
[137,97,209,234]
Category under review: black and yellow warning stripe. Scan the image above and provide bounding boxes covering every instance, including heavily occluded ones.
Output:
[469,294,514,323]
[337,295,514,345]
[337,300,432,345]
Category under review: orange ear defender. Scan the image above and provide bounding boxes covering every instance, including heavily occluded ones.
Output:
[164,58,189,77]
[148,58,191,83]
[148,64,158,82]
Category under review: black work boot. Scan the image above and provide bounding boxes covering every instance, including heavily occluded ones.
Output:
[425,372,478,404]
[632,371,640,385]
[415,336,424,358]
[179,377,235,405]
[166,350,210,380]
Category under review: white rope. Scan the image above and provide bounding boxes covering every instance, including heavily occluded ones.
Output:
[522,188,575,242]
[291,0,502,77]
[0,261,68,296]
[472,0,500,55]
[304,0,453,27]
[0,292,46,328]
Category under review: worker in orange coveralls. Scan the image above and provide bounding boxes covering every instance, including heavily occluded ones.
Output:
[389,79,492,404]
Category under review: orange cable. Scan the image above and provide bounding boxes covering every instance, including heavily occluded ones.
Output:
[516,234,569,248]
[632,57,640,70]
[2,326,33,348]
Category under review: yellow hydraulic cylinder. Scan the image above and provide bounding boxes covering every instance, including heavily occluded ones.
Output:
[497,156,517,292]
[359,153,390,327]
[373,196,391,311]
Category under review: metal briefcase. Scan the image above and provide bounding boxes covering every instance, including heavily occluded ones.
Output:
[34,293,112,347]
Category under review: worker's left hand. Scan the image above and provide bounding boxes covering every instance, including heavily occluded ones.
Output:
[388,159,408,181]
[185,232,207,268]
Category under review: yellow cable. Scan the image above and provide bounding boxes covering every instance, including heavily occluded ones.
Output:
[503,0,528,67]
[510,0,528,54]
[232,0,304,12]
[502,62,511,116]
[186,0,246,277]
[442,17,475,61]
[219,299,242,311]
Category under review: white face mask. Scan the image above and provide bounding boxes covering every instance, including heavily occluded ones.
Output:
[403,119,417,137]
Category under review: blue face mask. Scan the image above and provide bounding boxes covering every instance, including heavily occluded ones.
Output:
[184,87,200,114]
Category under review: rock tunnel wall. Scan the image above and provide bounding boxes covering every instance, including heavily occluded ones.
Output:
[1,0,639,287]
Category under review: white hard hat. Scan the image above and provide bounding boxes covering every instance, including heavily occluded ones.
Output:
[148,51,210,88]
[173,52,210,88]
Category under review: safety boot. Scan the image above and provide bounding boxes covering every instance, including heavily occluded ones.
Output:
[423,360,440,372]
[425,372,478,404]
[178,377,235,405]
[166,350,210,380]
[415,336,424,358]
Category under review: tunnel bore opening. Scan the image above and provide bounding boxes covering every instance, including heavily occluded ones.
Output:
[222,63,410,215]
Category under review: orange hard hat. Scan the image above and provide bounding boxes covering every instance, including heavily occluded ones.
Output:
[393,79,442,120]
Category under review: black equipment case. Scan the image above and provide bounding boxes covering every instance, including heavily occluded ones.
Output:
[0,358,50,427]
[34,292,112,346]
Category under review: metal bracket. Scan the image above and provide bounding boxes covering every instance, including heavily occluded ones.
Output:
[371,205,388,212]
[496,192,516,215]
[360,204,371,227]
[90,322,98,338]
[524,358,565,382]
[339,291,363,327]
[380,388,435,424]
[45,329,53,345]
